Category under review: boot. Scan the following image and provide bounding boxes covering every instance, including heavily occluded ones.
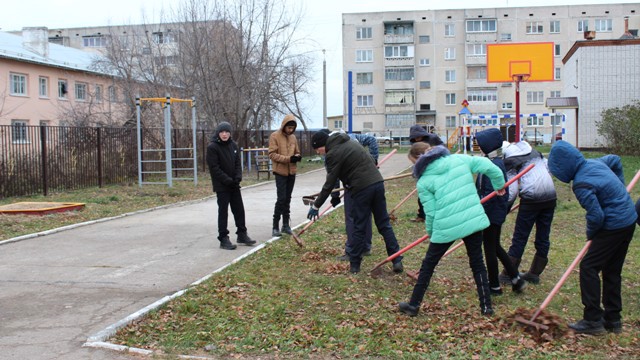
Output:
[520,255,548,284]
[219,236,237,250]
[511,276,527,293]
[237,232,256,246]
[392,259,404,273]
[350,260,361,274]
[398,302,419,317]
[281,216,293,235]
[474,272,493,316]
[499,256,521,284]
[272,218,281,237]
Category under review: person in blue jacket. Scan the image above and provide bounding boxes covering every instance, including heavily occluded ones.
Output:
[475,129,526,295]
[548,140,637,335]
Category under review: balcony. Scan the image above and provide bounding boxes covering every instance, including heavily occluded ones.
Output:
[384,34,414,44]
[465,55,487,66]
[384,103,415,113]
[384,57,414,67]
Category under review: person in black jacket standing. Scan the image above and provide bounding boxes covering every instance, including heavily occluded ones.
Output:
[307,131,403,275]
[408,125,443,222]
[206,122,256,250]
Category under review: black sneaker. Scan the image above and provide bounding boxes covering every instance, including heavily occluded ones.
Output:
[272,228,282,237]
[520,271,540,285]
[604,320,622,334]
[219,237,237,250]
[512,277,527,293]
[399,302,419,317]
[237,233,256,246]
[281,225,293,235]
[482,307,494,316]
[569,319,606,335]
[490,287,503,296]
[392,260,404,273]
[336,254,349,261]
[350,262,360,274]
[498,272,512,284]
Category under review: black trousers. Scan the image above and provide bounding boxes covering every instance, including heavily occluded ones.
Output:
[216,189,247,240]
[273,173,296,222]
[483,223,519,288]
[344,189,372,254]
[507,200,556,259]
[580,224,635,322]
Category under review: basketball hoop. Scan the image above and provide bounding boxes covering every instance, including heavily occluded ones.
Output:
[511,73,531,82]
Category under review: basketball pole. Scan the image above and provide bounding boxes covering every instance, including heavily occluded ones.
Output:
[515,77,521,142]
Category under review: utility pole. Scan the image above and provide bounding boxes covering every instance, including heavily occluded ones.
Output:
[323,49,327,128]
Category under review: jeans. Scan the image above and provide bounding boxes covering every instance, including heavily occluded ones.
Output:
[580,224,635,322]
[507,200,556,259]
[347,182,400,264]
[344,189,372,254]
[216,190,247,239]
[273,173,296,222]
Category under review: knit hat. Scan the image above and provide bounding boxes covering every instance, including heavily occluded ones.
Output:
[216,121,232,133]
[311,130,330,149]
[475,128,503,154]
[409,125,429,142]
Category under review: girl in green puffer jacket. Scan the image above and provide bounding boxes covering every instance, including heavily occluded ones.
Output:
[399,142,506,317]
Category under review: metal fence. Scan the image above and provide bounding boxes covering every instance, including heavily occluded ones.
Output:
[0,125,318,199]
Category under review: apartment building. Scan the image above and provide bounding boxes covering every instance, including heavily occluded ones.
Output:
[341,3,640,142]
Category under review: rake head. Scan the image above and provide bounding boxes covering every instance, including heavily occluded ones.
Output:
[302,196,316,206]
[515,316,550,331]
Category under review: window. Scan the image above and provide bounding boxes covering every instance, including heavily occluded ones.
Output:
[333,119,343,129]
[384,23,414,35]
[466,19,497,33]
[445,70,456,83]
[356,49,373,62]
[385,67,414,81]
[95,85,103,102]
[357,95,373,107]
[75,83,87,101]
[444,47,456,60]
[468,66,487,80]
[526,91,544,104]
[152,31,176,44]
[577,20,589,32]
[467,89,497,102]
[384,45,413,58]
[550,90,561,98]
[419,58,430,66]
[154,55,177,66]
[445,115,457,127]
[385,113,416,128]
[555,67,561,80]
[502,102,513,110]
[467,43,486,56]
[527,116,544,126]
[419,35,430,44]
[419,81,431,89]
[445,23,455,37]
[58,80,68,99]
[552,114,562,126]
[356,72,373,85]
[555,44,561,56]
[445,93,456,105]
[11,120,28,143]
[39,77,48,98]
[595,19,612,32]
[82,35,108,47]
[385,90,414,105]
[526,21,544,34]
[550,20,560,33]
[10,73,27,96]
[108,86,117,102]
[500,33,512,41]
[356,27,372,39]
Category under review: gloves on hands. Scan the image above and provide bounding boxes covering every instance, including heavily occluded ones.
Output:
[290,155,302,163]
[307,205,319,221]
[330,195,341,207]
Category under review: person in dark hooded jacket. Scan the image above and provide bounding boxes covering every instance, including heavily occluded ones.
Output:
[475,129,526,295]
[408,125,444,223]
[206,122,256,250]
[307,131,403,275]
[548,140,636,335]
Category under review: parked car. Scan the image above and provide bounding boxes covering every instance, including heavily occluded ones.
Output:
[555,132,562,141]
[522,130,544,146]
[366,132,392,145]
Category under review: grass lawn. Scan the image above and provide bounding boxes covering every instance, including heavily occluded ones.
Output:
[103,153,640,359]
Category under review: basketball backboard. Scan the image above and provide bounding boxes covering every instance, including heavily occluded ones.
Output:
[486,42,554,83]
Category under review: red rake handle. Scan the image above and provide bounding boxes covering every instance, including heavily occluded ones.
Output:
[527,168,640,323]
[370,234,430,273]
[390,188,417,216]
[378,148,398,167]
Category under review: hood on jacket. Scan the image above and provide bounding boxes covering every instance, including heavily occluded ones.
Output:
[475,128,503,155]
[503,140,532,158]
[211,121,232,142]
[325,132,350,152]
[413,145,450,178]
[548,140,585,183]
[409,125,443,146]
[278,114,297,132]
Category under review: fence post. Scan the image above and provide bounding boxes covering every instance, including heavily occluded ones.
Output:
[201,130,206,174]
[40,125,48,196]
[97,127,103,188]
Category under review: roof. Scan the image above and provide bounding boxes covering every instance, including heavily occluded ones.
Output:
[546,97,579,109]
[562,38,640,64]
[0,30,109,76]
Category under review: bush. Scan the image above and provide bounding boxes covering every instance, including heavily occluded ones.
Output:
[597,101,640,155]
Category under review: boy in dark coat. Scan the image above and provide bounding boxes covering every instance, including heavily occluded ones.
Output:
[308,131,403,275]
[475,128,526,295]
[548,140,637,335]
[408,125,443,223]
[206,122,256,250]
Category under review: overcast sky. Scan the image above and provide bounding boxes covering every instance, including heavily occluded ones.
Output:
[2,0,636,128]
